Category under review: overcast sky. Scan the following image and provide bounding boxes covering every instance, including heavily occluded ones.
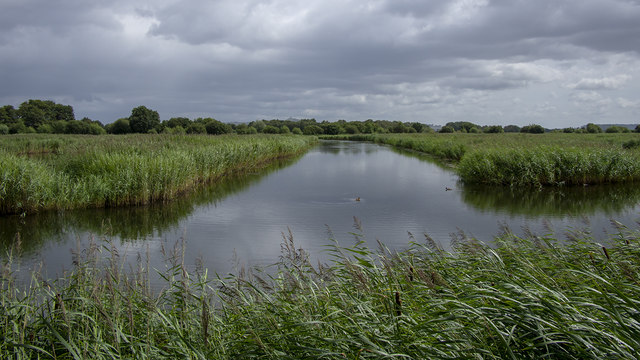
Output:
[1,0,639,127]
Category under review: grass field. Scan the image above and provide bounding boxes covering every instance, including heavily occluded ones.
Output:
[325,133,640,186]
[0,134,316,215]
[2,222,640,359]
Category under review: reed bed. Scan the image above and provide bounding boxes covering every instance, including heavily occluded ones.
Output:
[458,147,640,186]
[2,222,640,359]
[326,133,640,186]
[0,134,316,215]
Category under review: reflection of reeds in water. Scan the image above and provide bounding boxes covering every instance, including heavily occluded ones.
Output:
[3,221,640,358]
[461,182,640,216]
[0,153,305,254]
[0,134,316,215]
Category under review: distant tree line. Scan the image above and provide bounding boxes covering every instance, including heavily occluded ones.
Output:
[0,100,438,136]
[438,121,640,134]
[238,119,434,136]
[0,100,105,135]
[437,122,546,134]
[2,99,639,136]
[107,116,439,136]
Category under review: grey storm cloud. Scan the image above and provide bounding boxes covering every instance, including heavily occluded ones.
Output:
[1,0,639,127]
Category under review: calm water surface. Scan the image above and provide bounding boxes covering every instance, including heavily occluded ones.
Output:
[2,140,640,280]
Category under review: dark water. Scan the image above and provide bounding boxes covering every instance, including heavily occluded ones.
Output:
[2,140,640,281]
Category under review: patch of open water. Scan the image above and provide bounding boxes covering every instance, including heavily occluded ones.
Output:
[2,140,639,283]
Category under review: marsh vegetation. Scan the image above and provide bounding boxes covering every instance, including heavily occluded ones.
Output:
[2,132,640,358]
[2,222,640,358]
[0,134,315,215]
[326,133,640,186]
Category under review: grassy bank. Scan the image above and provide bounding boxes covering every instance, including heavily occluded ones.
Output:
[2,224,640,358]
[0,134,316,215]
[325,133,640,186]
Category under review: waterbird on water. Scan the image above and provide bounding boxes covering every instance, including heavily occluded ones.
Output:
[355,197,361,201]
[445,187,453,191]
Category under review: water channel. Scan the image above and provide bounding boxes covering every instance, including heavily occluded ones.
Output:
[2,140,640,282]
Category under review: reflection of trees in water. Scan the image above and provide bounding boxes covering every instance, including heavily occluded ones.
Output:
[460,183,640,217]
[318,140,382,156]
[0,156,303,254]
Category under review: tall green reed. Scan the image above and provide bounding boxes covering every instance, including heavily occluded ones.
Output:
[458,147,640,186]
[2,221,640,358]
[326,133,640,186]
[0,134,316,214]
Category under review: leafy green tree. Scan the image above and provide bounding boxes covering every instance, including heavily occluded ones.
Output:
[65,120,91,134]
[246,126,258,134]
[235,124,252,134]
[605,126,626,133]
[54,104,75,122]
[18,102,47,128]
[362,120,376,134]
[635,124,640,133]
[303,125,323,135]
[291,127,303,135]
[344,124,360,134]
[585,123,602,133]
[445,121,479,132]
[9,122,26,134]
[280,126,291,134]
[129,106,160,133]
[165,117,192,129]
[0,105,18,125]
[51,121,68,134]
[89,123,106,135]
[262,125,280,134]
[323,123,343,135]
[299,118,318,129]
[80,117,104,129]
[410,122,425,133]
[63,120,104,134]
[504,125,521,133]
[439,125,454,133]
[422,126,436,134]
[164,125,186,134]
[17,100,75,129]
[37,124,53,133]
[186,123,207,134]
[250,120,266,133]
[391,122,407,133]
[484,125,504,133]
[521,124,545,134]
[205,119,232,135]
[0,124,8,134]
[108,118,132,134]
[563,127,576,133]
